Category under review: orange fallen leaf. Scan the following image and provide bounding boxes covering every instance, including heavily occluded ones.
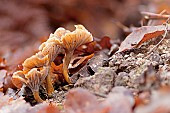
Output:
[64,88,109,113]
[117,24,170,53]
[70,53,94,69]
[37,104,60,113]
[51,62,63,74]
[0,58,7,70]
[98,36,112,49]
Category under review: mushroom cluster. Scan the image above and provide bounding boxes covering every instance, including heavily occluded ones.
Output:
[12,25,93,102]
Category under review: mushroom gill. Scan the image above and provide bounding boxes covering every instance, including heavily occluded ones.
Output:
[25,67,49,103]
[12,67,49,103]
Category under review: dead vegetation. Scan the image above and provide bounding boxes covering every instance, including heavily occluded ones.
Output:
[1,0,170,113]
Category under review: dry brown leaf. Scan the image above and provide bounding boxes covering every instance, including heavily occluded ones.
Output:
[117,24,170,52]
[102,87,134,113]
[71,51,109,82]
[0,97,31,113]
[0,58,7,70]
[134,86,170,113]
[98,36,112,49]
[36,105,60,113]
[69,53,94,69]
[75,41,100,55]
[51,63,63,74]
[0,94,59,113]
[64,88,109,113]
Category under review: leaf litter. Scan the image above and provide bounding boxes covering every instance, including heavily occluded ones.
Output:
[2,1,170,113]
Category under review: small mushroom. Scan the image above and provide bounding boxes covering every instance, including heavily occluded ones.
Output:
[22,55,49,72]
[12,67,49,103]
[58,25,93,83]
[25,67,49,103]
[39,42,63,95]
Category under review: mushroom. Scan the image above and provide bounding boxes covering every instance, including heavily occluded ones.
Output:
[12,25,93,103]
[25,67,49,103]
[54,25,93,83]
[22,54,54,95]
[13,67,49,103]
[38,41,63,95]
[38,25,93,83]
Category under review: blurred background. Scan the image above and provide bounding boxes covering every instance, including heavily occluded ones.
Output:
[0,0,170,70]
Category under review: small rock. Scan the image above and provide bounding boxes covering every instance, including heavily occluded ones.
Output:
[115,72,129,86]
[75,67,116,94]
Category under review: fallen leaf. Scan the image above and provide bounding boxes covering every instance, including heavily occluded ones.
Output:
[70,51,109,83]
[117,24,170,52]
[69,53,94,69]
[102,86,134,113]
[0,97,31,113]
[134,86,170,113]
[36,104,60,113]
[0,58,7,70]
[98,36,112,49]
[75,41,100,55]
[64,88,108,113]
[134,91,150,107]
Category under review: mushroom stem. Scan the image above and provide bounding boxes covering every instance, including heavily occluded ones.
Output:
[46,73,54,96]
[33,91,44,103]
[63,51,74,83]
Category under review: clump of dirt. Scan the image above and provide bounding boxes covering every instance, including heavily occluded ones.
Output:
[75,67,116,94]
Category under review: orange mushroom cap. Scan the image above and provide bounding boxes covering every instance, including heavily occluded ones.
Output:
[22,55,49,71]
[40,27,70,47]
[12,71,27,88]
[39,42,62,63]
[61,25,93,51]
[46,25,93,51]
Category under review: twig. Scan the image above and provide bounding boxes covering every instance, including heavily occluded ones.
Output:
[112,19,132,33]
[147,10,168,26]
[141,11,170,20]
[93,92,107,98]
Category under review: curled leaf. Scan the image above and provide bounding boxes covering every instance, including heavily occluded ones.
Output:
[117,24,170,53]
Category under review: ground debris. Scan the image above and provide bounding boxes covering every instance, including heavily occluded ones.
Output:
[2,1,170,113]
[74,67,116,94]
